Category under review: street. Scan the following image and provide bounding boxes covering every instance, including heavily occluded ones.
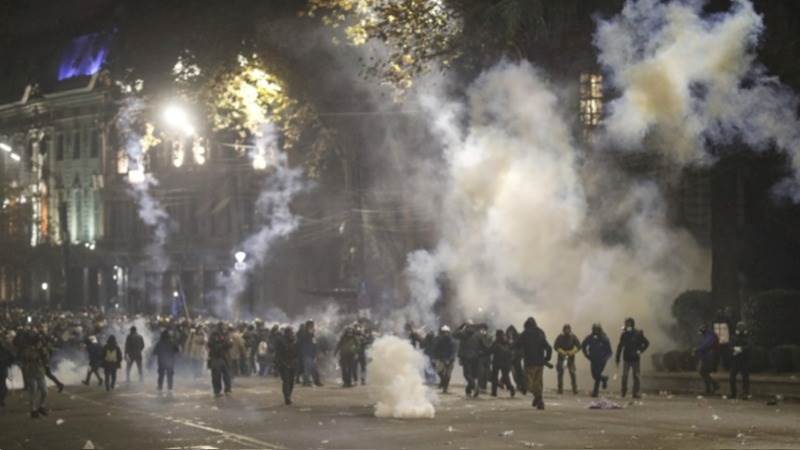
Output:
[1,376,798,450]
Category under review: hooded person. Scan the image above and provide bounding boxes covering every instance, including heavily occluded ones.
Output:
[432,325,456,394]
[454,321,481,398]
[506,325,527,395]
[335,327,360,388]
[489,329,515,398]
[125,326,145,383]
[582,323,612,397]
[82,335,104,387]
[729,321,751,399]
[553,324,581,395]
[275,326,299,405]
[207,322,232,397]
[153,330,180,393]
[513,317,552,409]
[102,335,123,391]
[696,323,720,395]
[615,318,650,399]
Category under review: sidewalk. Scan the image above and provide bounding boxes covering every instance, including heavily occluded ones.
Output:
[643,371,800,400]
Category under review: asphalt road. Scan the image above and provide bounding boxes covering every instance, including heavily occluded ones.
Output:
[1,375,798,450]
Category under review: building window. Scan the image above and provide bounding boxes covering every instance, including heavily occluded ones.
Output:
[579,73,604,132]
[56,133,64,161]
[90,129,100,158]
[72,131,80,159]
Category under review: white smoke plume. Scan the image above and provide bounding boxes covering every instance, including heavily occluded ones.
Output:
[405,61,708,345]
[368,335,436,419]
[116,98,173,274]
[398,250,441,331]
[214,123,306,317]
[596,0,800,180]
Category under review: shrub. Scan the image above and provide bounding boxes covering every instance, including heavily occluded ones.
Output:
[742,290,800,347]
[671,290,714,347]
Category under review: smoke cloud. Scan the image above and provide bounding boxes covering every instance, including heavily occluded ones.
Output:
[368,335,436,419]
[403,61,708,345]
[596,0,800,178]
[116,99,173,275]
[213,123,306,317]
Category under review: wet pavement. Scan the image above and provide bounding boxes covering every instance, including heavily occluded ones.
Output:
[1,376,799,450]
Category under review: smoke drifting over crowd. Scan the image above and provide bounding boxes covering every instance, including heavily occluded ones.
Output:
[213,124,306,318]
[404,61,708,342]
[369,335,436,419]
[596,0,800,181]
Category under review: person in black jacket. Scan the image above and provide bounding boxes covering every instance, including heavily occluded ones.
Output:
[490,329,515,397]
[275,326,298,405]
[696,324,720,394]
[102,335,123,391]
[208,322,232,397]
[615,317,650,398]
[553,324,581,395]
[82,335,104,387]
[432,325,456,393]
[729,321,751,399]
[0,330,13,407]
[153,330,180,393]
[506,325,526,395]
[582,323,612,397]
[454,322,481,398]
[125,326,145,383]
[514,317,552,409]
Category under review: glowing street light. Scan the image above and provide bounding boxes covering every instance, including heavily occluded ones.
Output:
[234,251,247,271]
[9,152,20,162]
[162,104,195,136]
[41,282,48,291]
[0,142,11,153]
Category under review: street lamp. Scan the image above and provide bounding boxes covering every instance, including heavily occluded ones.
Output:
[0,142,11,153]
[41,282,48,291]
[162,104,195,136]
[9,152,20,161]
[234,251,247,271]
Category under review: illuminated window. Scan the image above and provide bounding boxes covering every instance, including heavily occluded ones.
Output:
[579,73,604,131]
[171,140,185,168]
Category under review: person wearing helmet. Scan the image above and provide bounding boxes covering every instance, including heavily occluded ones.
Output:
[729,321,751,399]
[335,327,359,388]
[432,325,456,393]
[615,318,649,398]
[582,323,612,397]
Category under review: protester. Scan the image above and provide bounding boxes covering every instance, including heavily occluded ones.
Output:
[0,330,13,407]
[506,325,527,395]
[208,322,232,397]
[275,326,298,405]
[186,325,208,379]
[102,335,123,391]
[696,323,720,395]
[729,321,751,399]
[489,329,515,398]
[353,323,372,385]
[432,325,456,394]
[297,321,322,387]
[514,317,552,409]
[553,324,581,395]
[18,331,49,418]
[454,322,481,398]
[581,323,612,397]
[615,317,650,399]
[125,326,145,383]
[83,335,104,387]
[153,330,180,393]
[335,327,359,388]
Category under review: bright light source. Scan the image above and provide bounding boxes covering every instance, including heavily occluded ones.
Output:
[128,169,146,184]
[235,251,247,263]
[27,316,32,324]
[0,143,11,152]
[173,290,180,298]
[41,282,48,291]
[9,152,20,161]
[163,104,195,136]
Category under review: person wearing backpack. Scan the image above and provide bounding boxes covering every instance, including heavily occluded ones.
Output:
[102,335,123,391]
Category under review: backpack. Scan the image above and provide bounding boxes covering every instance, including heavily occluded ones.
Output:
[105,348,118,363]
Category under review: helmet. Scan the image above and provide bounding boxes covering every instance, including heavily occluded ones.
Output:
[440,325,451,333]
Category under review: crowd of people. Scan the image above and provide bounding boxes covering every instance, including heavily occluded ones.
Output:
[0,307,753,419]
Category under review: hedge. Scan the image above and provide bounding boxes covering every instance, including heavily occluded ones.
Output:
[742,290,800,348]
[671,290,714,347]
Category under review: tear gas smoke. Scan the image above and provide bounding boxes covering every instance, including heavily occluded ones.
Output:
[596,0,800,186]
[368,335,436,419]
[213,123,306,317]
[405,61,709,346]
[116,99,173,274]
